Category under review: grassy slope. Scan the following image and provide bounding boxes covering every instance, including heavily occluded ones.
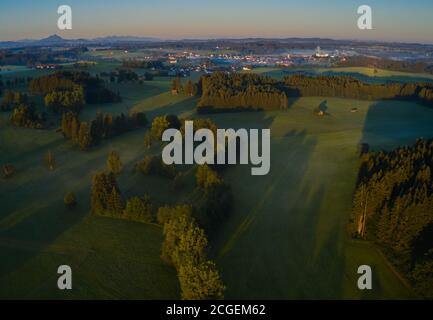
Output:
[2,65,433,298]
[210,97,433,299]
[0,74,184,299]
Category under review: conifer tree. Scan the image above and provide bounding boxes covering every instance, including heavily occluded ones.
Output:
[45,151,56,171]
[78,122,93,150]
[107,151,122,174]
[107,186,124,216]
[123,196,153,223]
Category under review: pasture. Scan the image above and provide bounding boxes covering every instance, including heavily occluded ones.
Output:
[1,65,433,298]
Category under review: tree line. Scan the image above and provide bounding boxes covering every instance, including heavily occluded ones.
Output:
[158,204,225,299]
[122,60,165,70]
[196,72,433,113]
[1,90,48,128]
[351,138,433,298]
[171,77,199,96]
[1,90,28,111]
[61,111,147,150]
[9,103,45,129]
[336,56,433,75]
[0,76,33,90]
[198,72,288,112]
[282,75,433,104]
[91,171,153,223]
[30,71,121,113]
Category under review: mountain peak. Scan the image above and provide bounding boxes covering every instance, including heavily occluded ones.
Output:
[40,34,66,42]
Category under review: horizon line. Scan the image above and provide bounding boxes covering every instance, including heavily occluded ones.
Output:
[2,34,433,46]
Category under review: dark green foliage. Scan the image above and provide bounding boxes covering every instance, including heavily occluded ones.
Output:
[159,204,225,299]
[337,56,433,74]
[172,77,183,94]
[115,69,139,83]
[144,114,180,147]
[1,90,28,112]
[156,205,188,226]
[91,174,153,223]
[135,155,176,179]
[77,122,93,150]
[122,60,164,70]
[197,72,433,113]
[29,71,121,106]
[107,151,122,174]
[123,196,153,223]
[194,165,233,229]
[9,103,44,129]
[351,138,433,297]
[198,72,288,112]
[29,72,76,95]
[178,259,225,300]
[184,80,198,96]
[61,111,147,150]
[91,172,124,216]
[282,75,433,104]
[144,72,154,81]
[64,192,77,209]
[44,85,85,113]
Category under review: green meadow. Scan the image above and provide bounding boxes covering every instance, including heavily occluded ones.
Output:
[1,64,433,298]
[247,66,433,84]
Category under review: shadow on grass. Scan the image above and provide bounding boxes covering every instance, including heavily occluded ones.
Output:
[212,126,342,298]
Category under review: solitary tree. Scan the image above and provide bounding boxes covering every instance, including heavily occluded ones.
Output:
[2,164,16,179]
[107,151,122,174]
[45,151,56,171]
[78,122,93,150]
[64,192,77,209]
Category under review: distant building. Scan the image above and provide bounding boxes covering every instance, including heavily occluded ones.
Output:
[35,64,58,70]
[313,46,329,58]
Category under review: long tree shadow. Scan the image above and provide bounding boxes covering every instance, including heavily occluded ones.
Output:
[360,100,433,151]
[212,126,337,298]
[352,98,433,299]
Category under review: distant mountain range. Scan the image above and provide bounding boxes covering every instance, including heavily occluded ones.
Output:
[1,34,432,49]
[0,34,162,48]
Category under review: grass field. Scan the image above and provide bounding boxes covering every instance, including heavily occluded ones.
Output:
[1,67,433,299]
[247,66,433,84]
[209,97,433,299]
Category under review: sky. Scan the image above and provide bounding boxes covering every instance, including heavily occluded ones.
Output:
[0,0,432,44]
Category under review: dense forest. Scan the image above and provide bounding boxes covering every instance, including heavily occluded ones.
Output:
[282,75,433,103]
[30,71,121,109]
[351,139,433,298]
[197,72,433,112]
[0,48,83,66]
[198,72,288,112]
[122,59,165,70]
[336,56,433,75]
[61,111,147,150]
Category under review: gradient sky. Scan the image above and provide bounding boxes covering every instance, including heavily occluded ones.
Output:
[1,0,432,44]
